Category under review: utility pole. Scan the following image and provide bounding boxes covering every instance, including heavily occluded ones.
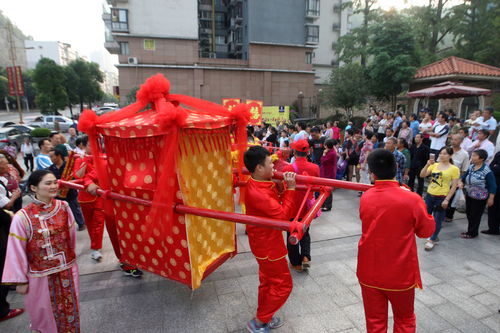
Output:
[6,22,24,124]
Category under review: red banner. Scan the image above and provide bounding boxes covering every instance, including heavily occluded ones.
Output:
[6,66,24,96]
[222,98,240,111]
[6,67,15,96]
[246,99,263,125]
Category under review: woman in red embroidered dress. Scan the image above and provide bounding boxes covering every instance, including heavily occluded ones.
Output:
[2,170,80,333]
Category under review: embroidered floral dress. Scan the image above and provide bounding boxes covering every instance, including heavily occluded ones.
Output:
[2,198,80,332]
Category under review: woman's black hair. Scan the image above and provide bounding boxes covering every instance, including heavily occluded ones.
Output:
[438,146,454,164]
[472,149,488,161]
[27,170,54,192]
[398,138,409,149]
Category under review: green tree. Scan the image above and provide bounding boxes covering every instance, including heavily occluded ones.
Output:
[321,63,368,118]
[62,66,80,118]
[33,58,68,114]
[367,11,419,111]
[451,0,499,67]
[22,69,36,109]
[127,86,139,104]
[67,59,104,111]
[337,0,379,67]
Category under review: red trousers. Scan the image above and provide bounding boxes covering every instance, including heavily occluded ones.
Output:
[256,257,293,323]
[80,200,105,251]
[81,198,122,262]
[360,284,416,333]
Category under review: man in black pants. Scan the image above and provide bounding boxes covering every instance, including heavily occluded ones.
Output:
[408,133,429,196]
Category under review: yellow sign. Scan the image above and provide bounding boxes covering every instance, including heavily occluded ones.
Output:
[262,106,289,126]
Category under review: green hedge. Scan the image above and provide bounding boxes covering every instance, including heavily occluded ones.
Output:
[30,128,52,137]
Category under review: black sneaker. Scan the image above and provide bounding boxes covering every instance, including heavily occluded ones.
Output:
[78,225,86,231]
[120,264,143,278]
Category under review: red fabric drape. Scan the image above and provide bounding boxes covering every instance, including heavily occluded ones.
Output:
[78,73,250,248]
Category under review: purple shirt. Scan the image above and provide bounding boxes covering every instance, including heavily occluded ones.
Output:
[320,149,338,179]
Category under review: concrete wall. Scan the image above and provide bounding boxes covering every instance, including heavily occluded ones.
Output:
[248,0,305,45]
[25,41,61,68]
[126,0,198,38]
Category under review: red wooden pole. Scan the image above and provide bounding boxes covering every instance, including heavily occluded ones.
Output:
[234,168,372,192]
[58,180,292,231]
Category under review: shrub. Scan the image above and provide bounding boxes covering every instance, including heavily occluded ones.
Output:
[30,128,52,137]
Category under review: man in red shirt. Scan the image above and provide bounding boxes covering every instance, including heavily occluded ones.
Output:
[358,149,435,333]
[73,136,143,278]
[244,146,297,333]
[282,139,320,271]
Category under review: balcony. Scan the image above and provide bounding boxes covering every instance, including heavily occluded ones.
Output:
[333,4,341,13]
[332,23,340,31]
[104,40,120,54]
[305,9,320,18]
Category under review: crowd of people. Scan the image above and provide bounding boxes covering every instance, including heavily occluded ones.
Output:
[248,107,499,251]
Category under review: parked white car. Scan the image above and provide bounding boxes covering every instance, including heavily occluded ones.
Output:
[28,115,77,132]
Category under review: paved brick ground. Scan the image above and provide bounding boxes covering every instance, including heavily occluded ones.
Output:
[2,188,499,332]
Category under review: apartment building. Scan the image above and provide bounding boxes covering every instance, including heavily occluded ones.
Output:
[103,0,318,115]
[24,41,82,69]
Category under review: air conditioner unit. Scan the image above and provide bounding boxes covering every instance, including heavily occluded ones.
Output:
[127,57,138,65]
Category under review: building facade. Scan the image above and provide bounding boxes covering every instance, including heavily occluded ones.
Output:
[104,0,319,117]
[24,40,81,69]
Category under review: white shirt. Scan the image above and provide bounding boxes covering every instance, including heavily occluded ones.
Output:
[468,139,495,164]
[451,148,470,174]
[460,137,473,153]
[430,122,450,150]
[295,130,308,142]
[21,143,34,155]
[476,116,497,132]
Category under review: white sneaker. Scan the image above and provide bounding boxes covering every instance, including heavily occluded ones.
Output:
[90,249,103,261]
[424,240,436,251]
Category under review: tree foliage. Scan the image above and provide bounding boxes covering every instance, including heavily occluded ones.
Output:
[367,11,419,110]
[321,63,368,117]
[67,59,104,111]
[33,58,68,114]
[451,0,499,67]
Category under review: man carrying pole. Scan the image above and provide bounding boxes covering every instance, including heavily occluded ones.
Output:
[243,146,297,333]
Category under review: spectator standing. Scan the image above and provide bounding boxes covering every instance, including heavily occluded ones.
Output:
[397,121,413,144]
[397,138,411,183]
[467,129,495,164]
[458,149,496,238]
[445,134,471,222]
[377,113,389,142]
[68,127,78,149]
[483,151,500,235]
[419,112,434,147]
[320,139,338,212]
[459,127,473,152]
[359,132,375,186]
[420,147,460,250]
[409,114,420,139]
[295,122,308,141]
[34,139,52,170]
[428,112,450,156]
[409,134,430,195]
[392,111,403,134]
[309,126,325,166]
[346,130,362,183]
[472,107,497,138]
[385,137,407,183]
[20,137,35,172]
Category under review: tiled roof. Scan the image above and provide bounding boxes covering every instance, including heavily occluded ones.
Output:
[414,56,500,79]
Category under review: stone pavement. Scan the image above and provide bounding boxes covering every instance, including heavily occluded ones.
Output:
[1,188,499,332]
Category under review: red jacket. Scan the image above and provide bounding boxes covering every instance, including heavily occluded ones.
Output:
[73,155,98,203]
[244,177,296,260]
[357,180,435,290]
[282,157,320,218]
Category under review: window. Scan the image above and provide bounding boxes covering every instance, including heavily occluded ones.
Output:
[200,10,212,19]
[215,35,225,45]
[305,25,319,44]
[111,8,128,31]
[306,52,313,64]
[144,39,156,51]
[119,42,129,55]
[306,0,320,16]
